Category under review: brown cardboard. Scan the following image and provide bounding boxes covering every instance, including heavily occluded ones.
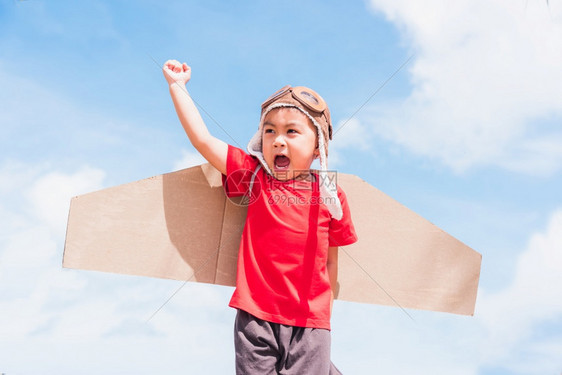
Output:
[63,164,481,315]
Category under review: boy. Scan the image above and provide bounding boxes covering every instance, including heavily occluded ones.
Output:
[163,60,357,375]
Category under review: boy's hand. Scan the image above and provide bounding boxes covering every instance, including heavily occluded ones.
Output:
[163,60,191,87]
[164,59,228,175]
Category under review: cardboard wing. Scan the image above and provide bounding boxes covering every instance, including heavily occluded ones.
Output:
[63,164,481,315]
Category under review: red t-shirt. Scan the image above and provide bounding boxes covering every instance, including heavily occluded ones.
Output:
[223,146,358,329]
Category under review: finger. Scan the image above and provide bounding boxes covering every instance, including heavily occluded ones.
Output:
[163,65,176,74]
[164,59,180,69]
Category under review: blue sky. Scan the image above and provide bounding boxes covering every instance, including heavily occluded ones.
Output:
[1,0,561,373]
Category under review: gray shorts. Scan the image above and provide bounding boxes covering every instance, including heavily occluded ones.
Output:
[234,309,343,375]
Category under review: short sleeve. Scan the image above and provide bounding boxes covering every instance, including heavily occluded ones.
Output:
[328,187,358,247]
[222,145,260,198]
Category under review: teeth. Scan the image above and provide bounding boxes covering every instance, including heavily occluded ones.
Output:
[274,155,290,169]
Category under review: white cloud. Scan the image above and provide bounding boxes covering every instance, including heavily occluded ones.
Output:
[478,208,562,372]
[332,118,371,150]
[0,164,106,336]
[368,0,562,174]
[172,148,206,171]
[26,167,106,237]
[333,208,562,374]
[0,162,236,374]
[329,118,372,167]
[2,168,561,373]
[477,209,562,371]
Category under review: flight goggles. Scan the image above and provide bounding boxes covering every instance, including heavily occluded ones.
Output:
[261,85,332,140]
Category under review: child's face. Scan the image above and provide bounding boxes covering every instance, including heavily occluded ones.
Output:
[262,107,319,181]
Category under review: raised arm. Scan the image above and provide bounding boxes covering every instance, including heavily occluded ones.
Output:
[163,60,228,175]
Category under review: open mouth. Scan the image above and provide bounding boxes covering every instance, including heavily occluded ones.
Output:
[274,155,290,170]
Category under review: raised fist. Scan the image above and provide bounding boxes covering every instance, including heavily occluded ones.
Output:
[163,60,191,86]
